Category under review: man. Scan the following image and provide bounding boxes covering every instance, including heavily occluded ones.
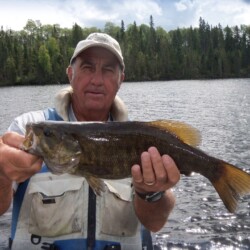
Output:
[0,33,180,250]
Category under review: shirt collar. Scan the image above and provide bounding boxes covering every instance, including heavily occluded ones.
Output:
[68,104,77,121]
[68,104,113,122]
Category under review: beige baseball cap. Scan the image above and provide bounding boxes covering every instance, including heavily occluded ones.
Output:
[70,33,124,69]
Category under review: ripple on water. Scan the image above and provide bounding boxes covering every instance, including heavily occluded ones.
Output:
[1,80,250,249]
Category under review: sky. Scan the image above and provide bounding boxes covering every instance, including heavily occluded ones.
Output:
[1,0,250,32]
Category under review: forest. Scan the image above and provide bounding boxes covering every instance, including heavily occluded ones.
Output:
[0,16,250,86]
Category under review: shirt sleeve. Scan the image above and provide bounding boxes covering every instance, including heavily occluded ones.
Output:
[8,110,46,135]
[8,110,46,191]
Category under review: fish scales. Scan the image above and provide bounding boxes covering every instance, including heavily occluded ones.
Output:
[22,120,250,213]
[76,126,195,177]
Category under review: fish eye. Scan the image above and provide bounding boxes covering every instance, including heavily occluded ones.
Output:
[43,128,53,137]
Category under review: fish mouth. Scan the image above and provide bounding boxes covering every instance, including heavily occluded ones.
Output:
[21,127,39,154]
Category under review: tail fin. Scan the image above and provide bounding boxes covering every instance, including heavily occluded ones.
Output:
[212,162,250,213]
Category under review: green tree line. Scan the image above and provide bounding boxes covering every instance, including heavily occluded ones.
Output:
[0,17,250,86]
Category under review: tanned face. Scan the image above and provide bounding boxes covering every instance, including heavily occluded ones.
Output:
[67,47,124,121]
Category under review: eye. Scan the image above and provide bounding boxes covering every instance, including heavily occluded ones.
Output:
[81,64,94,72]
[83,65,92,70]
[43,128,53,137]
[104,67,114,73]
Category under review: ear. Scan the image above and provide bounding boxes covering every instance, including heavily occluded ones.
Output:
[118,72,125,89]
[66,66,73,83]
[121,72,125,82]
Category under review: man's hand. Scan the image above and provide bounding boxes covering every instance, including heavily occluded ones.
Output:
[0,132,42,183]
[0,132,43,215]
[131,146,180,232]
[131,146,180,194]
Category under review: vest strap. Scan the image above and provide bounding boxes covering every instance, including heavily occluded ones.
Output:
[43,108,63,121]
[87,187,96,249]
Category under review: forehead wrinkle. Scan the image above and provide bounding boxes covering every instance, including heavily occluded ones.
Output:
[78,55,118,69]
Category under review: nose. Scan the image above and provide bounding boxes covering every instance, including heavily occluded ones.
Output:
[91,68,104,86]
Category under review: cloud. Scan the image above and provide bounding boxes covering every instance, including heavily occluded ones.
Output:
[175,0,195,12]
[193,0,250,27]
[66,0,163,27]
[0,0,249,32]
[61,0,120,26]
[171,0,250,29]
[122,0,162,21]
[0,0,77,30]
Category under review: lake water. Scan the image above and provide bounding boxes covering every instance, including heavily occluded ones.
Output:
[0,79,250,249]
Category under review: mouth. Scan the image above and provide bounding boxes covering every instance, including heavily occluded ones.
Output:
[21,128,38,153]
[85,87,105,95]
[86,91,104,96]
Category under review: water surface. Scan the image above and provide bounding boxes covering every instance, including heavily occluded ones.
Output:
[0,79,250,249]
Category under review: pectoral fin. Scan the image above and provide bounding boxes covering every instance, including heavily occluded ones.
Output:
[85,175,106,196]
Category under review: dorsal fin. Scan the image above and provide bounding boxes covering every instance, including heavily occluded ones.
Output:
[147,120,201,147]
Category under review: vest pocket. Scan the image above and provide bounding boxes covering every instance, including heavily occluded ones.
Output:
[99,180,139,237]
[28,176,85,237]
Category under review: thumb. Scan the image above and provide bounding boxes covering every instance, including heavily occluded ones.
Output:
[2,132,25,149]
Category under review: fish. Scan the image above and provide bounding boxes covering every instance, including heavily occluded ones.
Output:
[21,120,250,213]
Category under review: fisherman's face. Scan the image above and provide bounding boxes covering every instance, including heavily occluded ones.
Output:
[68,47,124,121]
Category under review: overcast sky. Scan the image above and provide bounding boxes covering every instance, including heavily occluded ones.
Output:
[1,0,250,31]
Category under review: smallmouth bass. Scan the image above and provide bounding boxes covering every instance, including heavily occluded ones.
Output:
[22,120,250,213]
